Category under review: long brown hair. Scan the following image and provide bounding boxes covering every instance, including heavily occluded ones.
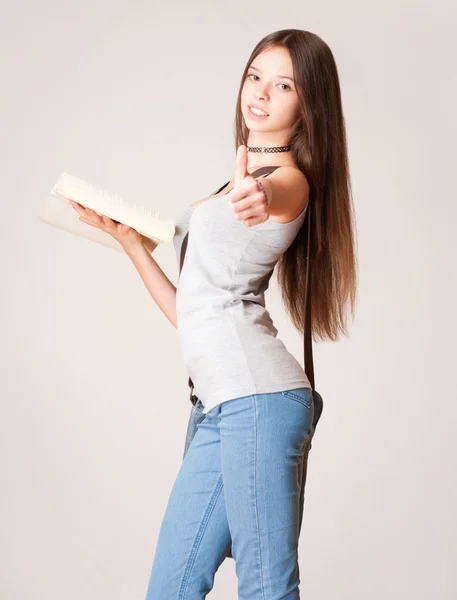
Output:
[234,29,358,342]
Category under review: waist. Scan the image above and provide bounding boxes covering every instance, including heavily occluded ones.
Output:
[177,301,278,338]
[177,317,308,397]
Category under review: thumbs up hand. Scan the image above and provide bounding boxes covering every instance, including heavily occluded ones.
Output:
[228,144,270,227]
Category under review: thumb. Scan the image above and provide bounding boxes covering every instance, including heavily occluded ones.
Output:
[234,144,248,188]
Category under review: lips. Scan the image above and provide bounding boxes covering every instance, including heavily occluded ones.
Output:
[248,104,269,117]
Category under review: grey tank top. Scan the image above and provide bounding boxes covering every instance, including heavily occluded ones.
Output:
[172,167,311,414]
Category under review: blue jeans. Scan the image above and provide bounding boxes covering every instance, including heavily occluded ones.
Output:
[145,388,315,599]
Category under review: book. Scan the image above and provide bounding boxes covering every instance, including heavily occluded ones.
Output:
[38,172,176,253]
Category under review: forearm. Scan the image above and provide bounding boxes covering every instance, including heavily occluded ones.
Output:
[125,243,177,329]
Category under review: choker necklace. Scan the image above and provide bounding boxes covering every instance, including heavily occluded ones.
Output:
[247,144,291,154]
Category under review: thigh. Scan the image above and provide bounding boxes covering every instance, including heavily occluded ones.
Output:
[145,408,232,600]
[218,389,314,600]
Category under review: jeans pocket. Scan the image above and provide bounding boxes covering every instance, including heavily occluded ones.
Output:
[280,387,313,409]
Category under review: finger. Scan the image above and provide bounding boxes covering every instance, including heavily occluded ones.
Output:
[230,176,263,207]
[232,196,268,221]
[233,206,265,226]
[69,200,85,215]
[231,196,251,216]
[243,215,264,227]
[234,206,266,223]
[83,207,99,217]
[79,216,98,227]
[234,144,248,189]
[102,215,116,227]
[69,201,98,221]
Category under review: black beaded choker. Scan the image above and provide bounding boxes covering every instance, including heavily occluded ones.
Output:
[246,144,291,154]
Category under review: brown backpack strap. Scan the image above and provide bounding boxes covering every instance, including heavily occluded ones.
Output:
[180,166,281,274]
[179,230,188,274]
[179,165,314,405]
[249,165,281,178]
[212,180,231,195]
[210,165,281,197]
[303,200,314,391]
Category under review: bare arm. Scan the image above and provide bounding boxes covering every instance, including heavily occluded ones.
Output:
[125,243,177,329]
[68,200,178,328]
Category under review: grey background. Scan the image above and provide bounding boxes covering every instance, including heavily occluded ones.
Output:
[1,1,456,598]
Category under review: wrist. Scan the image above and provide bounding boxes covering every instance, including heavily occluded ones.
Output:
[139,234,159,254]
[255,178,272,209]
[123,240,147,259]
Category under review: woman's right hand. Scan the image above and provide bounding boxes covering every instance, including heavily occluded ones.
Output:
[69,200,158,254]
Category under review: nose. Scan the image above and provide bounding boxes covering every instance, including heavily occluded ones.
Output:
[255,83,269,101]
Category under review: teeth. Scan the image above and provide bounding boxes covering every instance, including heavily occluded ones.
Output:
[250,106,268,116]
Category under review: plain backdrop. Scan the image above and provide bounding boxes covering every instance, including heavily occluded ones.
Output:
[1,1,456,599]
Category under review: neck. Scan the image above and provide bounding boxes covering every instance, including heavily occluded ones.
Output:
[245,133,292,171]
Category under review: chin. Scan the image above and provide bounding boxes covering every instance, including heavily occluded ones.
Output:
[244,114,271,128]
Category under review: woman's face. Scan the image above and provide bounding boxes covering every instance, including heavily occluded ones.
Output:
[241,46,301,135]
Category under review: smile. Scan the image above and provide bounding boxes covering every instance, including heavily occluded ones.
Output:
[248,105,269,118]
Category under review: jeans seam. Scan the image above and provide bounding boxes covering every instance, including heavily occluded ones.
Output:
[281,390,312,409]
[252,397,266,600]
[177,473,224,600]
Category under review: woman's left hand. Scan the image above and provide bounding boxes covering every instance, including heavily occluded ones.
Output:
[228,145,270,227]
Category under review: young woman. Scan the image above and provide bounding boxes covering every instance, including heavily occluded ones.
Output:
[71,28,357,600]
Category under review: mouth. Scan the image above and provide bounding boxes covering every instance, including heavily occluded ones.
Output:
[247,105,269,119]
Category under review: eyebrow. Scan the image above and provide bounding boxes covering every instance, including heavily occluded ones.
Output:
[248,65,295,83]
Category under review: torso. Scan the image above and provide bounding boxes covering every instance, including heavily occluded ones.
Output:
[173,168,311,414]
[191,166,309,224]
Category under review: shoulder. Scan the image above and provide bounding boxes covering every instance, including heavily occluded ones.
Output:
[269,165,309,193]
[261,166,309,221]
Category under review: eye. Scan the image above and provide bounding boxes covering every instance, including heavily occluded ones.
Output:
[247,74,291,91]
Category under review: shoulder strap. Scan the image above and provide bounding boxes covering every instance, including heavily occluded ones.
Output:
[180,166,280,273]
[179,167,315,403]
[212,180,231,195]
[303,201,314,390]
[210,165,281,196]
[179,229,189,274]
